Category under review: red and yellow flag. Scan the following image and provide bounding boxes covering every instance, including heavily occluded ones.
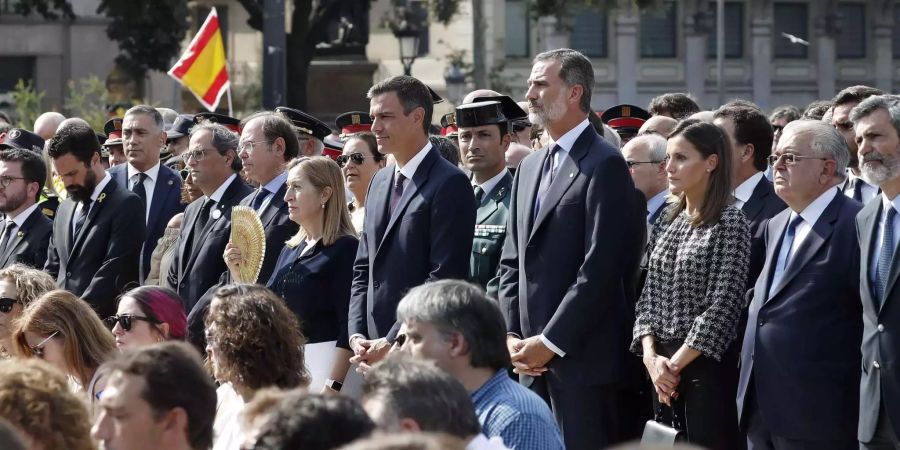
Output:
[168,8,229,111]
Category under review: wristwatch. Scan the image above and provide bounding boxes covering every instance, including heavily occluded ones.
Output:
[325,378,343,392]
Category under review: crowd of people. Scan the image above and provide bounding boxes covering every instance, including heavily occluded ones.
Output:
[0,45,896,450]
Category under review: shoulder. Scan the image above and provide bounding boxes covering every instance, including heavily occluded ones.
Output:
[329,234,360,251]
[158,165,183,185]
[717,205,751,230]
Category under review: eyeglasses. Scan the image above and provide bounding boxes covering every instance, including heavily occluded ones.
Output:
[105,314,160,332]
[31,330,59,359]
[0,176,28,188]
[0,297,21,314]
[625,160,666,169]
[238,139,275,153]
[767,153,831,166]
[181,149,213,162]
[336,152,373,167]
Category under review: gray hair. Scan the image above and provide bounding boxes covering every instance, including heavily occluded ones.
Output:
[850,94,900,139]
[190,122,241,171]
[125,105,164,130]
[623,134,667,162]
[780,120,850,175]
[396,280,510,371]
[533,48,594,113]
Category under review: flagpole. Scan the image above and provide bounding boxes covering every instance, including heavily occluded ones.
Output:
[226,85,234,117]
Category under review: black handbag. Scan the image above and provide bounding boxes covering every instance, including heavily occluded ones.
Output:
[640,401,684,446]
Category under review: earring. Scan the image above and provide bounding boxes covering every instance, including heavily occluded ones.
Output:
[321,203,325,209]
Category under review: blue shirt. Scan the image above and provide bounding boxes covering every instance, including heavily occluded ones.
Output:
[471,370,564,450]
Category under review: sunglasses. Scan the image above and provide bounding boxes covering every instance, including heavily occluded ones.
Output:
[105,314,160,332]
[336,152,371,167]
[0,297,21,314]
[31,330,59,359]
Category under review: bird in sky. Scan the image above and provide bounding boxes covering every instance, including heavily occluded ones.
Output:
[781,32,810,46]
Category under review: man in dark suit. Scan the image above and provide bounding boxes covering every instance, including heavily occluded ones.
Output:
[348,75,475,368]
[497,49,642,449]
[831,85,883,205]
[111,105,184,283]
[852,94,900,450]
[229,112,300,284]
[167,123,252,347]
[44,121,145,317]
[0,146,52,269]
[738,120,862,450]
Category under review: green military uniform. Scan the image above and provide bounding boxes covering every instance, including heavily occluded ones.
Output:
[469,171,513,296]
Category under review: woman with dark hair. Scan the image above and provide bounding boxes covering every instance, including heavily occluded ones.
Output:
[108,286,187,349]
[631,120,751,449]
[337,132,385,231]
[205,284,309,450]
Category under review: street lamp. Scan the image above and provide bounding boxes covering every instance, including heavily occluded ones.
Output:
[443,64,467,105]
[393,20,421,76]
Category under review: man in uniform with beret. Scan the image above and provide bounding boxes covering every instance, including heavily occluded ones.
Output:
[456,96,526,297]
[600,104,651,144]
[164,114,195,171]
[336,111,372,141]
[103,118,127,168]
[275,107,332,157]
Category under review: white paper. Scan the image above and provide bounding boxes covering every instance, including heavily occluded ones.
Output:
[304,340,339,392]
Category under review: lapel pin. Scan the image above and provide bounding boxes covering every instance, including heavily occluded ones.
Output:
[168,179,174,186]
[98,193,107,203]
[211,209,223,220]
[16,231,23,238]
[569,172,574,178]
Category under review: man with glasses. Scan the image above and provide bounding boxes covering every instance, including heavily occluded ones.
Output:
[111,105,184,283]
[831,85,884,205]
[621,134,669,227]
[0,144,52,269]
[167,122,252,349]
[738,119,862,450]
[44,121,145,318]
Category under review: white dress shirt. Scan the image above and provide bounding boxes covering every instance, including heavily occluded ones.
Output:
[0,203,39,248]
[733,171,765,209]
[473,169,509,199]
[395,141,434,180]
[844,171,879,204]
[254,171,288,212]
[209,174,238,203]
[127,161,161,222]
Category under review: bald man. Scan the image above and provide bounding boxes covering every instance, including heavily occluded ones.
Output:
[638,115,678,138]
[33,112,66,140]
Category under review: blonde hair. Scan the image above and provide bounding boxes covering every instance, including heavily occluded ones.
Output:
[285,156,356,247]
[12,290,115,387]
[0,359,95,450]
[0,264,56,307]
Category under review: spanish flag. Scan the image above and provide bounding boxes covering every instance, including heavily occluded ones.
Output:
[168,8,229,112]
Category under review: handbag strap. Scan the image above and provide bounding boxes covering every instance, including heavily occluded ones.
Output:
[654,398,684,431]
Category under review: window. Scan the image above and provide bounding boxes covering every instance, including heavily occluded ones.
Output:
[705,2,743,58]
[570,7,608,58]
[0,57,35,93]
[505,0,529,57]
[894,3,900,58]
[195,5,229,52]
[640,1,677,58]
[773,3,808,58]
[409,1,429,55]
[836,3,865,59]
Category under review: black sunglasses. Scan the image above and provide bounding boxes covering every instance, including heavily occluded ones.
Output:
[105,314,160,332]
[336,152,368,167]
[0,297,21,314]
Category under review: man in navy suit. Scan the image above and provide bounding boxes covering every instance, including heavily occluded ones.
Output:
[497,49,643,449]
[111,105,184,282]
[852,94,900,450]
[348,75,475,368]
[738,120,862,450]
[0,147,52,269]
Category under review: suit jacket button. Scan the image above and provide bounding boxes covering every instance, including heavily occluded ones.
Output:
[373,281,380,288]
[878,324,885,333]
[874,361,881,369]
[758,320,765,326]
[65,272,71,277]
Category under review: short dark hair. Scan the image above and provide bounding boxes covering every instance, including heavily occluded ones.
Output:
[362,356,481,439]
[47,122,100,165]
[346,132,384,162]
[397,280,511,371]
[125,105,165,130]
[241,112,301,161]
[0,148,46,202]
[769,105,801,123]
[251,392,375,450]
[103,342,217,450]
[428,135,459,166]
[832,85,884,108]
[714,101,773,172]
[190,123,242,172]
[533,48,595,114]
[368,76,433,134]
[648,93,701,120]
[801,100,832,120]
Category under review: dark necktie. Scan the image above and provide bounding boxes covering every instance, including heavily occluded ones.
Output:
[0,220,15,256]
[252,188,269,211]
[196,199,216,232]
[533,145,560,219]
[389,173,406,216]
[131,172,148,207]
[769,214,803,296]
[853,178,865,202]
[74,199,92,239]
[877,206,897,305]
[474,185,485,206]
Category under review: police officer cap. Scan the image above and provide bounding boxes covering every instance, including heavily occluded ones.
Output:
[600,104,651,130]
[335,111,372,139]
[274,107,331,141]
[0,128,45,153]
[455,101,509,128]
[194,112,241,134]
[471,95,528,121]
[167,114,196,140]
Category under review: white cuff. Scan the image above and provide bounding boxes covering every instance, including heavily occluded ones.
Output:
[540,334,566,358]
[350,334,367,344]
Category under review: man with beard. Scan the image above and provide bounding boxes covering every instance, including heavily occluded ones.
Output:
[0,145,52,269]
[497,49,642,449]
[44,122,145,318]
[852,94,900,450]
[833,85,884,204]
[111,105,184,283]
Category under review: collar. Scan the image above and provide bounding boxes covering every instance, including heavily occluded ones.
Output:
[209,174,238,203]
[794,186,838,227]
[126,161,160,183]
[734,171,765,204]
[472,370,509,400]
[882,191,900,217]
[547,118,591,154]
[395,141,433,181]
[90,172,113,203]
[473,169,509,198]
[261,171,288,195]
[6,203,39,227]
[646,189,669,216]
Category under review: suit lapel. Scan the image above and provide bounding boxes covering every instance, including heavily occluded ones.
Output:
[476,173,511,224]
[0,208,37,265]
[147,170,174,232]
[369,167,392,248]
[761,212,789,301]
[178,198,204,277]
[859,201,880,310]
[882,205,900,313]
[741,177,768,222]
[521,148,545,237]
[376,150,438,253]
[70,179,119,259]
[529,129,591,242]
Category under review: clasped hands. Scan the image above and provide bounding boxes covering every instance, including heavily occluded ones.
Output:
[349,336,392,374]
[643,353,682,406]
[506,335,555,376]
